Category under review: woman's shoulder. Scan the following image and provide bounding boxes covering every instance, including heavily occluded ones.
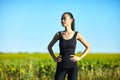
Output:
[56,31,61,35]
[76,31,86,40]
[75,31,81,34]
[56,31,64,35]
[76,31,84,36]
[75,31,83,38]
[74,31,80,35]
[54,31,63,38]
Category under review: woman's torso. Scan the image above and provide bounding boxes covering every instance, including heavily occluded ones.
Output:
[58,31,78,68]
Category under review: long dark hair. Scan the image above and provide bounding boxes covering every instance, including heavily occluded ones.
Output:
[61,12,75,31]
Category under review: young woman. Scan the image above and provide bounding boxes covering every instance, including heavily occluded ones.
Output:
[48,12,91,80]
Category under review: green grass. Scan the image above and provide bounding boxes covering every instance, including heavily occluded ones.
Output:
[0,53,51,59]
[0,52,120,59]
[0,52,120,80]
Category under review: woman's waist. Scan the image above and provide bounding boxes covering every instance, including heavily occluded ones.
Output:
[60,52,75,56]
[60,55,74,58]
[59,55,74,62]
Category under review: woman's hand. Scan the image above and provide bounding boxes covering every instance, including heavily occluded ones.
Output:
[70,55,81,62]
[54,55,62,63]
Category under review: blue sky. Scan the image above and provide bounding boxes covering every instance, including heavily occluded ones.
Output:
[0,0,120,53]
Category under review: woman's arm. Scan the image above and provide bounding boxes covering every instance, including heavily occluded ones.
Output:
[47,32,62,62]
[70,32,91,62]
[77,32,91,60]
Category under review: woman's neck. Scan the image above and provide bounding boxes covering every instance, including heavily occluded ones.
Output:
[64,26,73,33]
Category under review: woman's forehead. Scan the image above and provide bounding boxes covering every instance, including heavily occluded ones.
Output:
[64,14,70,16]
[62,14,71,18]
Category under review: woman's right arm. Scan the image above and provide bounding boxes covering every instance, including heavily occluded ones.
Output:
[47,32,60,62]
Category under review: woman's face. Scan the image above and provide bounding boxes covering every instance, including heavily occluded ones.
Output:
[61,14,73,27]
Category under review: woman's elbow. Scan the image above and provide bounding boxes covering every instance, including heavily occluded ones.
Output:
[85,44,91,51]
[47,45,50,51]
[47,45,52,51]
[87,44,92,51]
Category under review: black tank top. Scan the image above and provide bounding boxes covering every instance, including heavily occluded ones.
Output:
[58,31,78,68]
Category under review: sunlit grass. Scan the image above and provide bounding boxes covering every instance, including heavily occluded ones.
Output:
[0,52,120,80]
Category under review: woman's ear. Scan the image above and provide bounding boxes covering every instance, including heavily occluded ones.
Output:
[70,18,73,23]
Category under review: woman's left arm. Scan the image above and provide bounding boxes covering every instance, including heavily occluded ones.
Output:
[70,32,91,62]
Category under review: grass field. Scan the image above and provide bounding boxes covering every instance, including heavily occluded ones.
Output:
[0,52,120,80]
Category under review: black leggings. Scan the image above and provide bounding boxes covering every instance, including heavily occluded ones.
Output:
[54,65,78,80]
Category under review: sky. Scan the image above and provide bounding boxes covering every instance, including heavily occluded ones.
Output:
[0,0,120,53]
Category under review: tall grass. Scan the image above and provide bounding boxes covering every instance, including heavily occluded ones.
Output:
[0,53,120,80]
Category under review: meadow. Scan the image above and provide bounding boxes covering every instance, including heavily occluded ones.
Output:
[0,52,120,80]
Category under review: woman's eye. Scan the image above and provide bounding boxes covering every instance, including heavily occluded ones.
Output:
[62,17,66,20]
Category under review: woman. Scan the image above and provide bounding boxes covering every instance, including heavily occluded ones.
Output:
[47,12,91,80]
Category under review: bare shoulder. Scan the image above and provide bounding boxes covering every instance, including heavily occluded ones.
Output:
[76,32,84,40]
[76,32,89,43]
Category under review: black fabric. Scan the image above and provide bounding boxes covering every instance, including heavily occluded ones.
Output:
[54,31,78,80]
[58,31,78,68]
[55,65,78,80]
